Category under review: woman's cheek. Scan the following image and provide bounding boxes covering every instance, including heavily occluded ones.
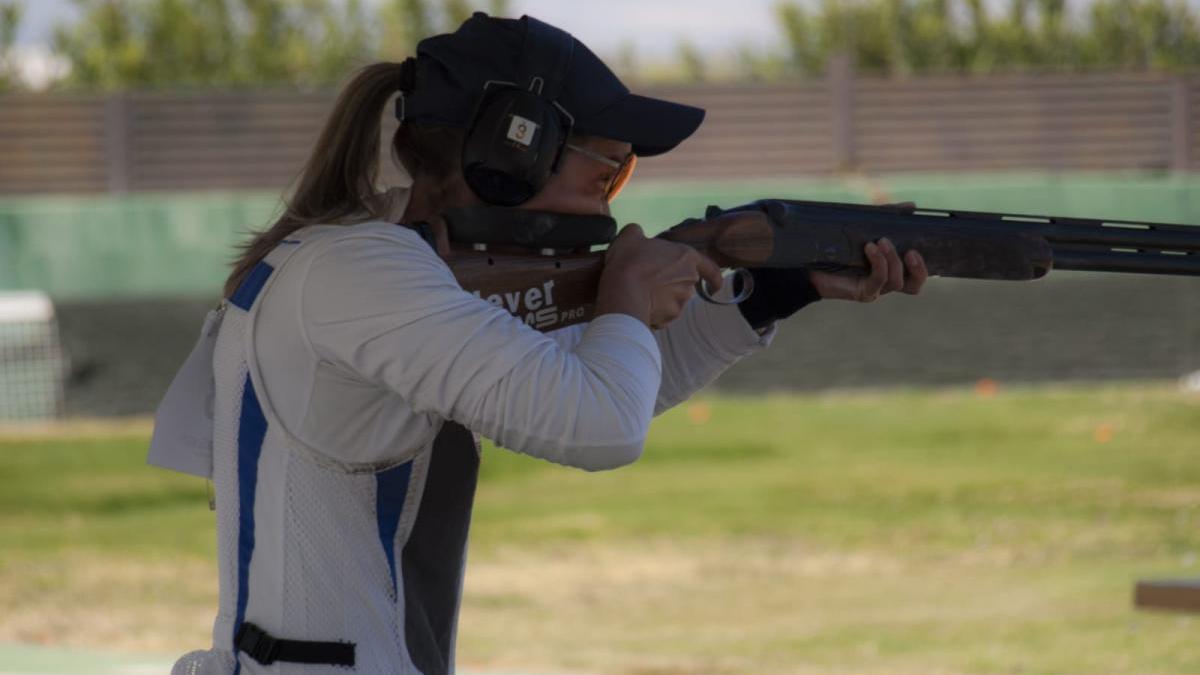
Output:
[544,190,610,216]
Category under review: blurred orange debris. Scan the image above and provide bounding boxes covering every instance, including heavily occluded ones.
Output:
[686,401,712,425]
[975,378,999,398]
[1094,423,1115,443]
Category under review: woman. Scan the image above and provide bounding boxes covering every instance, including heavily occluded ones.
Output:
[158,13,927,675]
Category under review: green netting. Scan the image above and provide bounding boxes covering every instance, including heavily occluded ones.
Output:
[1,172,1198,300]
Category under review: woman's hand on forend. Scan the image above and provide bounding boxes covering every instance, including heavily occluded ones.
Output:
[810,237,930,303]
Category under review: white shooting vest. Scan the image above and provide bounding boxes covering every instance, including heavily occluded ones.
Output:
[151,227,478,674]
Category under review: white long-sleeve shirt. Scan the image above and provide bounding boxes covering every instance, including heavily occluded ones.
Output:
[161,209,773,675]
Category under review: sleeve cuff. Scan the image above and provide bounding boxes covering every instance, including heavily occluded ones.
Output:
[686,278,778,359]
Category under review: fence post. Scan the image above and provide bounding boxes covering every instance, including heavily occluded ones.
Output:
[829,53,857,172]
[1170,77,1193,173]
[104,94,131,193]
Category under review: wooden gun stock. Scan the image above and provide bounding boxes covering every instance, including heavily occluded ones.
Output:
[444,246,606,332]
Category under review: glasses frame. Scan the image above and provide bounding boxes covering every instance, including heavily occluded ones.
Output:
[564,143,637,202]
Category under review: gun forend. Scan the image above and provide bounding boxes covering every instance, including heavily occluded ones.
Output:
[733,201,1054,281]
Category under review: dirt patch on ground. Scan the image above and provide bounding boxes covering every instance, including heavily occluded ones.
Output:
[2,539,1192,674]
[0,553,215,653]
[1,541,915,672]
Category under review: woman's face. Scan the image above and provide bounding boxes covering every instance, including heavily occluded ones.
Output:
[520,136,633,217]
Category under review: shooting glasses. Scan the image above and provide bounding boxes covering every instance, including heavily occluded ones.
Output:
[565,143,637,202]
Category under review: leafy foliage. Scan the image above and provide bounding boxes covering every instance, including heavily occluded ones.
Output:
[773,0,1200,77]
[38,0,1200,89]
[0,1,21,91]
[51,0,510,90]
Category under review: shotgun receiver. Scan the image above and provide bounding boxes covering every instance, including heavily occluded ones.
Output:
[436,199,1200,332]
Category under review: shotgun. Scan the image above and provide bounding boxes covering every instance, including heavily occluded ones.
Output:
[435,199,1200,332]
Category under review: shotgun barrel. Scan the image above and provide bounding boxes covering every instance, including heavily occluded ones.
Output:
[731,200,1200,279]
[900,203,1200,275]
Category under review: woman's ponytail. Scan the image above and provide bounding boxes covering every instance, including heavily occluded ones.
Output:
[223,62,404,298]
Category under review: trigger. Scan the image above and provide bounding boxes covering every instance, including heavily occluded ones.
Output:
[697,268,755,306]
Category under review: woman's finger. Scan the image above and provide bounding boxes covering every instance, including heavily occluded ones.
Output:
[902,250,929,295]
[615,222,646,243]
[859,241,888,302]
[879,238,905,293]
[694,251,724,294]
[606,222,646,261]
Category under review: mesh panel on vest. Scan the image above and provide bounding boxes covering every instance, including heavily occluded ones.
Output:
[283,448,410,670]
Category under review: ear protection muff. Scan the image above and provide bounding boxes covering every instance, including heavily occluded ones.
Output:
[461,17,575,207]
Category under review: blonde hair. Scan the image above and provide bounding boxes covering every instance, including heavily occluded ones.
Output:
[223,61,466,298]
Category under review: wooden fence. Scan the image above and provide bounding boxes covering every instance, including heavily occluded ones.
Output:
[1,67,1197,195]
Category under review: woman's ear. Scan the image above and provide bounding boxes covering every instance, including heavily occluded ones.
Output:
[365,187,410,222]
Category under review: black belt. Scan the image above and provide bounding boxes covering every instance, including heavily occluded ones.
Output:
[235,621,356,668]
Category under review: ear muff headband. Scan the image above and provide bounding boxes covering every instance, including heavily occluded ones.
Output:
[461,18,575,207]
[520,16,573,102]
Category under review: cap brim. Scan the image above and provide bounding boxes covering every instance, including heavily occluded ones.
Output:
[573,94,705,157]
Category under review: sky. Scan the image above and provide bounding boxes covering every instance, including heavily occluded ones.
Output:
[13,0,1200,85]
[15,0,790,58]
[13,0,802,86]
[11,0,796,85]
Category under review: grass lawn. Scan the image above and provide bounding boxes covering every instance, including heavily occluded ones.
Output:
[0,383,1197,674]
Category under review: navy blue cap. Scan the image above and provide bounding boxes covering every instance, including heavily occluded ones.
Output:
[401,13,705,157]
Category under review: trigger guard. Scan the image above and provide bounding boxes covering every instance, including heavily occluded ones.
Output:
[697,268,755,305]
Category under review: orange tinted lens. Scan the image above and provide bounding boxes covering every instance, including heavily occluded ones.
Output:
[606,154,637,202]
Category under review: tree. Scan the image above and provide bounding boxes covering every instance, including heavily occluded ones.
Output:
[0,1,22,92]
[771,0,1200,77]
[52,0,512,91]
[1081,0,1200,70]
[676,38,707,82]
[381,0,510,61]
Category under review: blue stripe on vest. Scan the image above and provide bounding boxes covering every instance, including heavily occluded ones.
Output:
[376,461,414,596]
[229,261,275,311]
[232,375,268,674]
